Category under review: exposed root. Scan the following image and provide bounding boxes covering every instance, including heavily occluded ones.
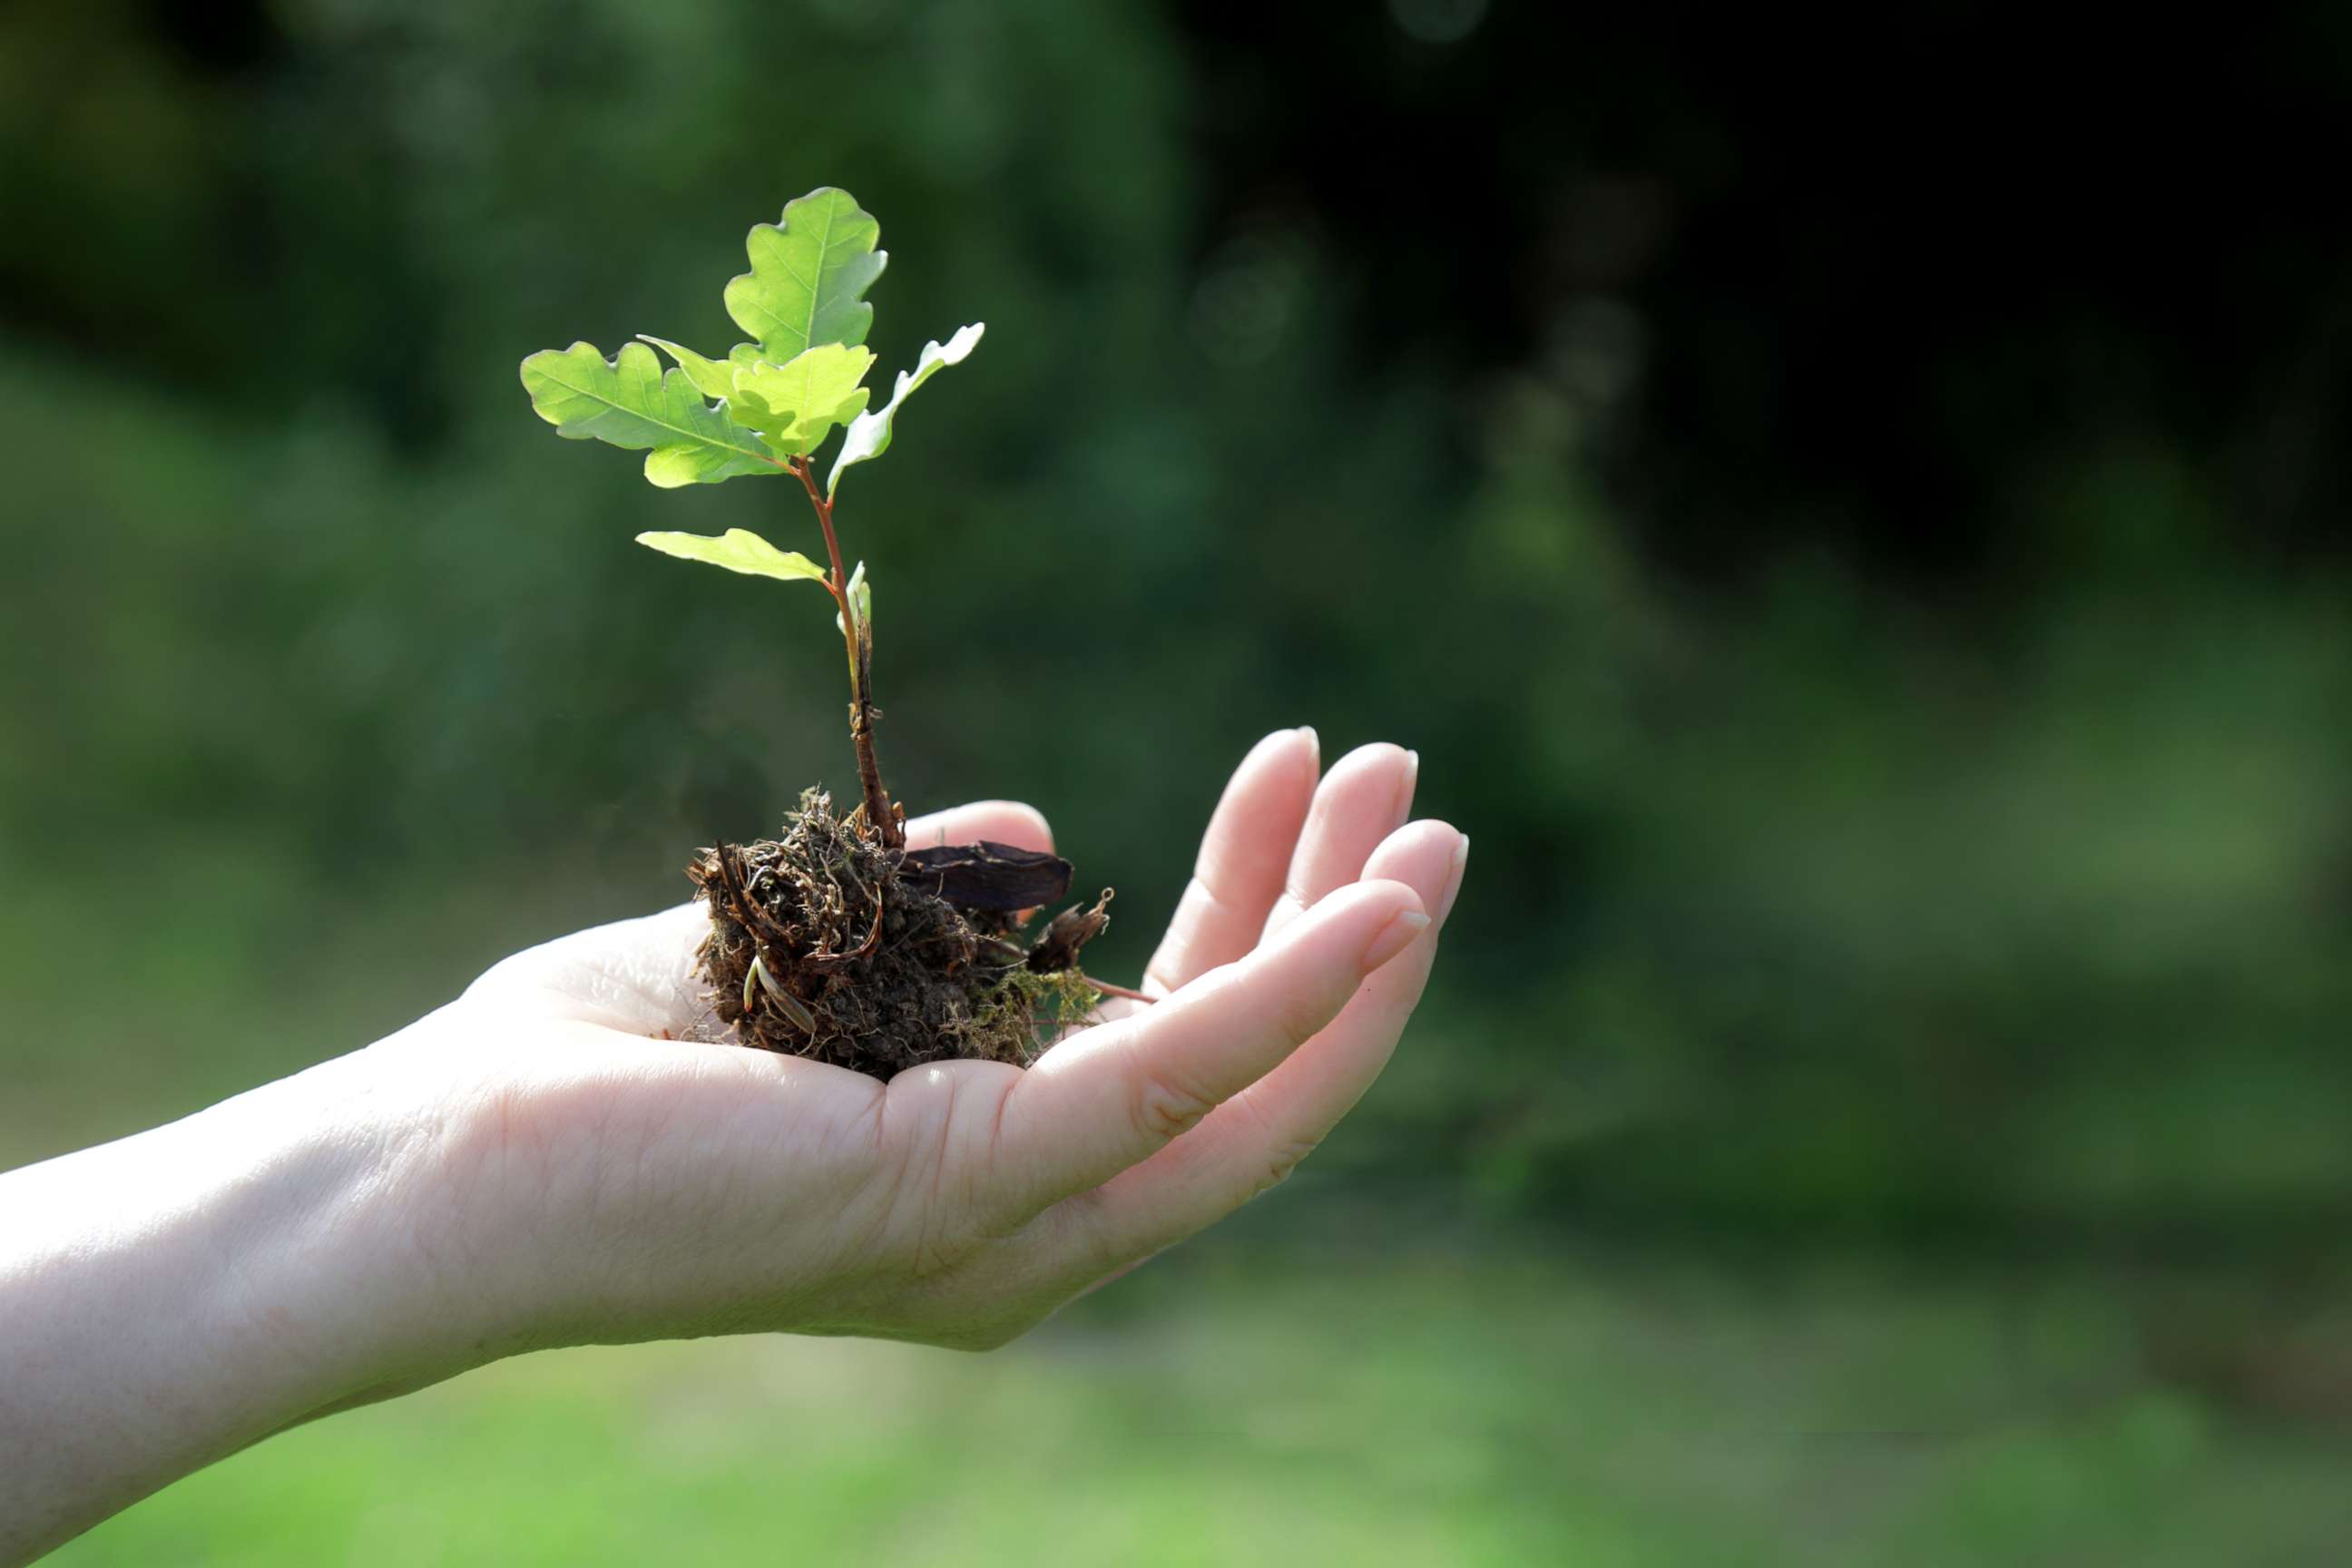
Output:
[688,789,1111,1078]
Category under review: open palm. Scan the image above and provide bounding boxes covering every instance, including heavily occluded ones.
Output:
[385,730,1465,1355]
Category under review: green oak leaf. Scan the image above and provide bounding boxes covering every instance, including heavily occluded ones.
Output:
[729,343,876,456]
[520,340,784,487]
[637,338,778,407]
[724,188,887,363]
[826,322,985,497]
[634,528,828,585]
[635,336,739,401]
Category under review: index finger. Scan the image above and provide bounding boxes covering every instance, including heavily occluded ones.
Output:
[976,878,1429,1228]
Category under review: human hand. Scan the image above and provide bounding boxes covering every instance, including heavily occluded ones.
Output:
[0,731,1461,1559]
[386,730,1465,1357]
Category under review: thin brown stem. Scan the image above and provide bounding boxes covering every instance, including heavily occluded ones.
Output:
[790,456,900,848]
[791,456,850,589]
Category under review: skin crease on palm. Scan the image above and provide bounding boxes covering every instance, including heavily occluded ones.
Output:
[0,730,1465,1563]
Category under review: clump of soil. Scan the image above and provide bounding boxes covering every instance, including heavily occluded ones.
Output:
[688,789,1110,1078]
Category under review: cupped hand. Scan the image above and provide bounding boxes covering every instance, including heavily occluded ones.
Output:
[377,730,1465,1357]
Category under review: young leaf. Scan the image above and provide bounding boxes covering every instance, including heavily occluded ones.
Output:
[826,323,985,497]
[724,188,887,363]
[729,343,877,456]
[634,528,828,585]
[836,560,871,639]
[521,341,784,487]
[836,561,872,700]
[635,336,739,402]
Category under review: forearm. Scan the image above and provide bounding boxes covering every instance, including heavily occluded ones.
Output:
[0,1053,472,1563]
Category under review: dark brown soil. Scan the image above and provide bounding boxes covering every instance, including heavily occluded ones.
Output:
[688,789,1109,1078]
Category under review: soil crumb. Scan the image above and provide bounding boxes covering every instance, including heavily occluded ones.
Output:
[688,789,1108,1078]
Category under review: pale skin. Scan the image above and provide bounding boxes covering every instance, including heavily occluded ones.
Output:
[0,731,1465,1563]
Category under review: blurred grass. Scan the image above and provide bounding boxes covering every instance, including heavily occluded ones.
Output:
[44,1249,2352,1567]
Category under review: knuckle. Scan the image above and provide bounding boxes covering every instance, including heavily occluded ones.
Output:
[1265,892,1308,936]
[1132,1067,1219,1145]
[1255,1132,1323,1199]
[1272,985,1337,1052]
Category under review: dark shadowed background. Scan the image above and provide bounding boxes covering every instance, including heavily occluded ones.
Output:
[7,2,2352,1561]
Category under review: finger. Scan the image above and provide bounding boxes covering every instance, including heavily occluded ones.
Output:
[1142,728,1320,997]
[1041,821,1465,1273]
[1259,742,1418,943]
[982,878,1430,1226]
[902,799,1054,854]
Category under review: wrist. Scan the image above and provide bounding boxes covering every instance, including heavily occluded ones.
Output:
[0,1047,488,1558]
[188,1048,508,1397]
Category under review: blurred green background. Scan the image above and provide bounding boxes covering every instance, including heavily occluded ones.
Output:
[8,0,2352,1561]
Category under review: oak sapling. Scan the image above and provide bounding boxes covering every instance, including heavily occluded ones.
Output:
[522,187,1132,1077]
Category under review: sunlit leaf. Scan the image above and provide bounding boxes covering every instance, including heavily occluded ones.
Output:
[723,187,887,363]
[635,336,740,401]
[634,528,829,585]
[520,341,783,487]
[729,343,876,456]
[826,323,985,497]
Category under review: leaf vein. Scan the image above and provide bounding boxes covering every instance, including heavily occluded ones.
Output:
[536,365,780,465]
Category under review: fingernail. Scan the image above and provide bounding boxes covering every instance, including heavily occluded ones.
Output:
[1297,726,1319,770]
[1396,749,1420,823]
[1439,834,1470,922]
[1361,908,1431,971]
